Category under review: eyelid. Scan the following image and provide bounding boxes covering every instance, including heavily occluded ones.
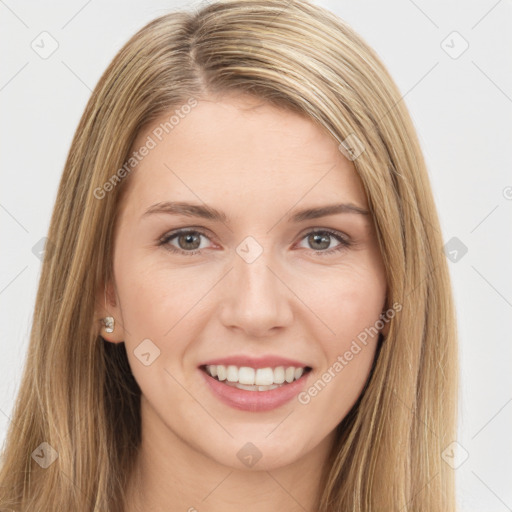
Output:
[159,226,215,241]
[296,226,350,242]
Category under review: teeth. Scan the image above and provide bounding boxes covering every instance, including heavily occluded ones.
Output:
[273,366,285,384]
[226,365,238,382]
[216,365,227,381]
[224,381,280,391]
[205,364,308,386]
[255,368,274,386]
[238,366,255,385]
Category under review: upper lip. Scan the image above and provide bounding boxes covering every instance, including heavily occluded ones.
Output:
[198,355,312,369]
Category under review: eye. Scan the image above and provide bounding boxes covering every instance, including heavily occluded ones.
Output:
[158,228,351,256]
[297,229,351,256]
[158,229,213,256]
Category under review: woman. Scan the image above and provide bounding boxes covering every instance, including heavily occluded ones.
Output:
[0,1,458,510]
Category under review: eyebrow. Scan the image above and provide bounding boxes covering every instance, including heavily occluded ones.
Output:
[141,201,370,223]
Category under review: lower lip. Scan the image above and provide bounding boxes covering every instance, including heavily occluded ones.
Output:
[199,368,311,412]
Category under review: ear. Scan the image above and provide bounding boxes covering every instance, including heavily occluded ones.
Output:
[95,279,125,343]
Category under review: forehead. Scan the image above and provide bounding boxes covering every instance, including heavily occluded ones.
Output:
[118,94,369,219]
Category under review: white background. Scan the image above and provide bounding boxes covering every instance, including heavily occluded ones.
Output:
[1,1,511,510]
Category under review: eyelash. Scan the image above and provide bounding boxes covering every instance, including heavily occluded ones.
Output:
[158,228,351,257]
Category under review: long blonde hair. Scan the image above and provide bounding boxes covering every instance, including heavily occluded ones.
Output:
[0,1,458,510]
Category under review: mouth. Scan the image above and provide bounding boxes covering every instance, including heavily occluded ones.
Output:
[199,364,313,392]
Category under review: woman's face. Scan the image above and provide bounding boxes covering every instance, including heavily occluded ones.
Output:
[101,93,387,471]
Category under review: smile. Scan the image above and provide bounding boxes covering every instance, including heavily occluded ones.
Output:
[199,364,313,412]
[203,364,311,391]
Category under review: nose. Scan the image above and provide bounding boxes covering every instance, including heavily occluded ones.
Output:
[217,244,294,337]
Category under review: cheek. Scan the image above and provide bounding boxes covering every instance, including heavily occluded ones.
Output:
[113,259,218,404]
[298,261,385,342]
[113,266,198,408]
[295,263,384,401]
[296,310,380,438]
[308,267,384,409]
[115,255,208,340]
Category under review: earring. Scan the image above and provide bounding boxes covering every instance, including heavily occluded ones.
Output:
[103,316,115,333]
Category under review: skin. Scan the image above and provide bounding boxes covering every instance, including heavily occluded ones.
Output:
[96,92,388,512]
